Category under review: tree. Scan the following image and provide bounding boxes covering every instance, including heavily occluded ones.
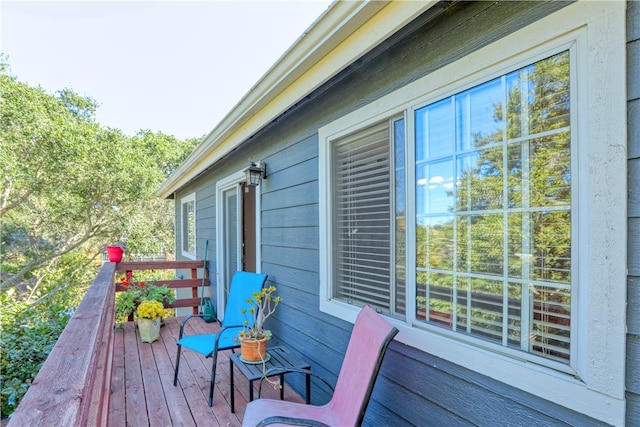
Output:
[0,58,199,416]
[1,59,198,290]
[116,130,201,256]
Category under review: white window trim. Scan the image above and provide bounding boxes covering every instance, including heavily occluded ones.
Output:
[180,192,196,260]
[318,2,626,424]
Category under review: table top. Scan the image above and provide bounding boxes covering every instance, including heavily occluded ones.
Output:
[230,346,310,381]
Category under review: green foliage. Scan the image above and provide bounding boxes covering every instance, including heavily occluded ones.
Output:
[0,272,85,417]
[238,286,283,340]
[1,59,199,287]
[0,58,199,416]
[115,273,176,322]
[115,291,139,323]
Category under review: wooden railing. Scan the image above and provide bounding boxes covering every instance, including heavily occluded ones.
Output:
[8,260,208,426]
[115,260,208,314]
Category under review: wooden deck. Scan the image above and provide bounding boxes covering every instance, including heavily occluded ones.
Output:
[110,316,305,427]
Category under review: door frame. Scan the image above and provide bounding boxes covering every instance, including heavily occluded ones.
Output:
[215,170,262,319]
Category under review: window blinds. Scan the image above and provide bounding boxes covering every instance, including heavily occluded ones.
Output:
[332,121,392,313]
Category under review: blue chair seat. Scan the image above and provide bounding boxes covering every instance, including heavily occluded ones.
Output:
[176,328,240,356]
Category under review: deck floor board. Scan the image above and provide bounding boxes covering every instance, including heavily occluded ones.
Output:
[110,316,304,426]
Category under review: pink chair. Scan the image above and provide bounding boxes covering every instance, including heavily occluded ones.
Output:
[242,305,398,427]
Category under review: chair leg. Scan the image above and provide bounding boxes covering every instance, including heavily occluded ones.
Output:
[174,345,182,386]
[208,351,219,406]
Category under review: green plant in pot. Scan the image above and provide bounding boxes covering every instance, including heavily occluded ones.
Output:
[115,272,175,323]
[238,285,282,362]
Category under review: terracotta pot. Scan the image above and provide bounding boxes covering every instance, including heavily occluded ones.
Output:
[106,245,124,262]
[240,337,268,362]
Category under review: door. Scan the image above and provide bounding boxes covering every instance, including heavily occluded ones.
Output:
[217,173,261,318]
[243,184,257,273]
[221,185,241,297]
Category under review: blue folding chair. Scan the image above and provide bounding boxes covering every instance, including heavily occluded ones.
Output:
[173,271,268,406]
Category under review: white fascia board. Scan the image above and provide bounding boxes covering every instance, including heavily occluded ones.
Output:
[157,0,437,198]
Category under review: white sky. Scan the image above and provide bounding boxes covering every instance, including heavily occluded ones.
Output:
[0,1,333,140]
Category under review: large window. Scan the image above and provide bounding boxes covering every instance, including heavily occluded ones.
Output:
[415,52,571,363]
[181,193,196,259]
[319,3,626,422]
[329,51,572,365]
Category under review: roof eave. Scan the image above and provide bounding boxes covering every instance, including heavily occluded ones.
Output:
[157,0,438,199]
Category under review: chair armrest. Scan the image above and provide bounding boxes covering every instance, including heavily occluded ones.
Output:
[212,323,246,346]
[258,367,335,398]
[256,416,330,427]
[216,323,246,333]
[178,314,221,339]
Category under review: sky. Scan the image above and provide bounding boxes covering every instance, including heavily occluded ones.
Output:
[1,0,333,140]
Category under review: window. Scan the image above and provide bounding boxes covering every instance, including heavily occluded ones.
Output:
[181,193,196,259]
[415,51,572,363]
[319,3,625,423]
[331,118,405,318]
[328,51,572,366]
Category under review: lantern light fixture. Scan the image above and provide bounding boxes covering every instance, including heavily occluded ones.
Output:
[244,161,267,187]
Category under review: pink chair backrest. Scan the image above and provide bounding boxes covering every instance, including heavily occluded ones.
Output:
[327,305,398,426]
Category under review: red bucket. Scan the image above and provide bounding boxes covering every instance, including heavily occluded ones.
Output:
[106,246,124,262]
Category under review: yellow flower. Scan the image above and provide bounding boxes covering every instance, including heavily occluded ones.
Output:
[137,300,164,320]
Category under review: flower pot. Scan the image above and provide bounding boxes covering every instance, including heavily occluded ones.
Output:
[240,337,268,362]
[137,317,161,343]
[106,245,124,262]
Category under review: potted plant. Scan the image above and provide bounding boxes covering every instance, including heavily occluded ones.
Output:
[238,285,282,362]
[136,300,164,343]
[105,243,125,262]
[115,272,175,323]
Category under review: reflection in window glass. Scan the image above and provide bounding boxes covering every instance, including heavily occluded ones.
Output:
[182,198,195,255]
[416,98,453,161]
[395,118,407,316]
[415,51,572,363]
[416,160,454,215]
[456,78,504,151]
[457,147,504,211]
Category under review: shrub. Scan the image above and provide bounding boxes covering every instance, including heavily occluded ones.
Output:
[0,288,77,417]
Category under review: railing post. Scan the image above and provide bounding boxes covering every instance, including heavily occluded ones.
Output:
[191,266,198,314]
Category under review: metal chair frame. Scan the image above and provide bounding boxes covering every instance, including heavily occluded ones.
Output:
[242,305,398,427]
[173,271,267,406]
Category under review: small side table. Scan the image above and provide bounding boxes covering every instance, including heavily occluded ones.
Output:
[229,346,311,413]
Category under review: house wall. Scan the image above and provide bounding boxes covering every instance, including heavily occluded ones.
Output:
[627,1,640,425]
[172,147,246,304]
[173,1,633,424]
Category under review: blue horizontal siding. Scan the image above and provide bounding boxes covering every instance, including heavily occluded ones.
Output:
[262,180,318,212]
[628,1,640,423]
[261,246,318,273]
[176,0,634,424]
[262,203,318,228]
[262,226,319,250]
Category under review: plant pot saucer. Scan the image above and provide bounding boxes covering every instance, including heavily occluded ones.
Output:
[238,353,271,364]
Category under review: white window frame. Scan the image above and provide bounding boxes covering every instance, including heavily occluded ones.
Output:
[180,192,196,260]
[318,2,626,424]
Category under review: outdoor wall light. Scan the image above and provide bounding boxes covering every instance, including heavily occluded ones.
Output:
[244,161,267,187]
